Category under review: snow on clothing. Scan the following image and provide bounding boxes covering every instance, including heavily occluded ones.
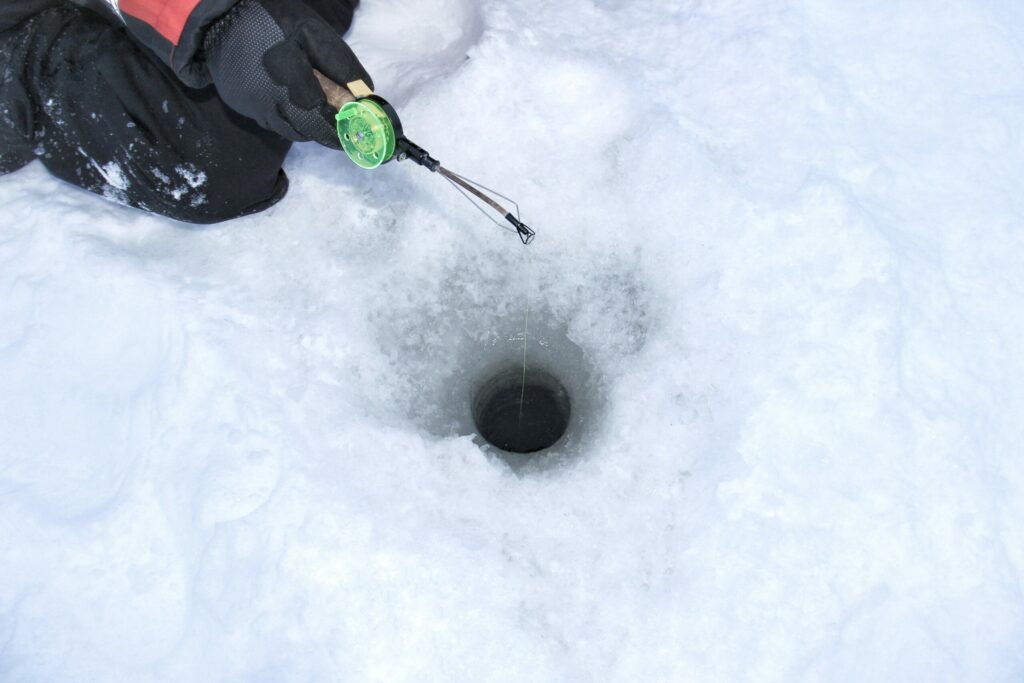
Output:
[0,0,362,222]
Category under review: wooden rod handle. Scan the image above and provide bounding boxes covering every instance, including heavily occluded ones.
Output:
[314,69,356,110]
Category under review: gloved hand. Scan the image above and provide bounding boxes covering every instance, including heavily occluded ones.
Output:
[202,0,373,148]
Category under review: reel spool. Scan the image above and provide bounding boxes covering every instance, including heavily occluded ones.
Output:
[335,96,400,169]
[336,95,440,171]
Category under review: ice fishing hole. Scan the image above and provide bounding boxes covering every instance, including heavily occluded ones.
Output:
[473,367,571,454]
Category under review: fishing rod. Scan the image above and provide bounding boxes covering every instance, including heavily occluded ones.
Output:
[316,72,535,246]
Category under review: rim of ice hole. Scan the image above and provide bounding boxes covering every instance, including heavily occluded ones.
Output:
[472,366,572,455]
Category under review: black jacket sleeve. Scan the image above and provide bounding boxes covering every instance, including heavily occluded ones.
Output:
[0,0,242,86]
[115,0,242,87]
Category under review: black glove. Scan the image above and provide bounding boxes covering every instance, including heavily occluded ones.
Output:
[304,0,360,35]
[202,0,373,148]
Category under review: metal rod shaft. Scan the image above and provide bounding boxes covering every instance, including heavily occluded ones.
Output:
[439,167,535,245]
[439,167,508,216]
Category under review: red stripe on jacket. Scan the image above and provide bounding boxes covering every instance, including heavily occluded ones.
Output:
[119,0,203,45]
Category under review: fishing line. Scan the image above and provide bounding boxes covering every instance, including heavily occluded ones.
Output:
[517,246,533,438]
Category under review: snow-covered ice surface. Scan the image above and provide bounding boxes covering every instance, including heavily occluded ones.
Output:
[3,0,1024,680]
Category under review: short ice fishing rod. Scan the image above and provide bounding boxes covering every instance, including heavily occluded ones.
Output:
[316,72,535,245]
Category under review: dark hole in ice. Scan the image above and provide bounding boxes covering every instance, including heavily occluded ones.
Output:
[473,367,571,454]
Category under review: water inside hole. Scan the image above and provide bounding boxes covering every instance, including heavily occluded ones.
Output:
[473,367,571,454]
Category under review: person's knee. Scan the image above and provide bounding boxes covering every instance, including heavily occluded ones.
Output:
[0,17,42,175]
[156,165,291,224]
[16,2,294,224]
[0,79,35,174]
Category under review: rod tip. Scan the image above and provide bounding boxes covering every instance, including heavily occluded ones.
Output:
[518,225,536,245]
[505,213,536,245]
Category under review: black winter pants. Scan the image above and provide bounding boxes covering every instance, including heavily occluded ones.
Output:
[0,4,293,223]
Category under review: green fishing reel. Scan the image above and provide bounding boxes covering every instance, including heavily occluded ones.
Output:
[335,96,438,171]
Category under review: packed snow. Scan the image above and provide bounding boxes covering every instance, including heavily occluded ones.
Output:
[2,0,1024,680]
